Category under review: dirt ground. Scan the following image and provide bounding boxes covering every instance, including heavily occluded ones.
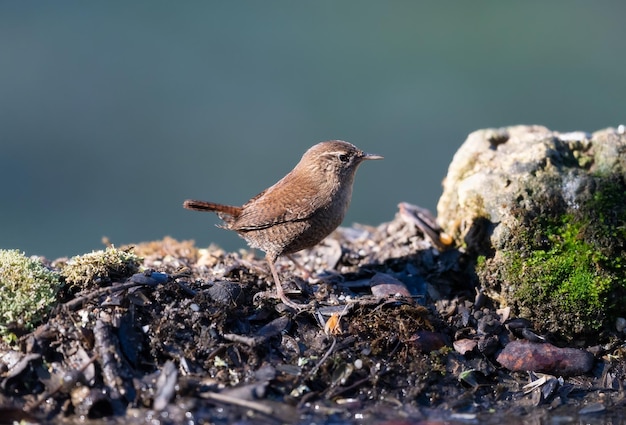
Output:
[2,205,626,424]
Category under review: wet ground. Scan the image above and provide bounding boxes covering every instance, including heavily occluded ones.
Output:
[1,204,626,424]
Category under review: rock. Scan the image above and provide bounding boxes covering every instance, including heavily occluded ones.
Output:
[453,338,477,355]
[476,335,499,356]
[207,281,243,305]
[496,340,594,376]
[370,272,412,300]
[411,330,450,353]
[437,126,626,343]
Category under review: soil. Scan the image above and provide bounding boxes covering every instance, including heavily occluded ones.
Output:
[1,207,626,424]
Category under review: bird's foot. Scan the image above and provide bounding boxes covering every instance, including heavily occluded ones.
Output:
[278,293,311,311]
[253,288,311,311]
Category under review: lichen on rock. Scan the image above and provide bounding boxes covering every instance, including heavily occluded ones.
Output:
[0,250,63,340]
[60,246,141,291]
[437,125,626,343]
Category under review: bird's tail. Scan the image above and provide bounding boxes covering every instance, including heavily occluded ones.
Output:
[183,199,242,217]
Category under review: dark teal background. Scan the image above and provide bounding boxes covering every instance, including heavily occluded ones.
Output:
[1,2,624,259]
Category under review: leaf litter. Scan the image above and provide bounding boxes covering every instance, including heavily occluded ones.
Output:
[1,205,626,424]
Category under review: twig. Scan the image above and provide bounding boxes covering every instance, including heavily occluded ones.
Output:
[25,354,99,412]
[63,271,168,311]
[201,391,274,415]
[326,376,371,400]
[222,333,264,347]
[306,337,336,380]
[94,317,134,415]
[63,281,146,311]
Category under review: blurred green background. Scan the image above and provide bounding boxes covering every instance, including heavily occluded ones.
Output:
[1,2,624,259]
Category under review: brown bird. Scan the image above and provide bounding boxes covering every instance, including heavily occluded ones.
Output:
[183,140,382,309]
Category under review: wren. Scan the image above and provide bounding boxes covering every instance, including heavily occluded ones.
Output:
[183,140,383,309]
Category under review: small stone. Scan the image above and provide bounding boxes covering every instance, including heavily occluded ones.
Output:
[369,272,412,299]
[411,330,449,353]
[207,281,243,305]
[476,312,502,334]
[453,338,477,355]
[477,335,500,356]
[496,340,594,376]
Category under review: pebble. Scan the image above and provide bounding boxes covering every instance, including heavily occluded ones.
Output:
[453,338,477,355]
[207,281,243,305]
[369,272,412,299]
[496,340,594,376]
[477,335,499,356]
[411,330,450,353]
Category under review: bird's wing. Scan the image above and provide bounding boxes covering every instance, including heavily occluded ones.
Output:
[231,175,324,231]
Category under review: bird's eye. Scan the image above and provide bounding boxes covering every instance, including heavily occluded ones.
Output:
[338,153,350,163]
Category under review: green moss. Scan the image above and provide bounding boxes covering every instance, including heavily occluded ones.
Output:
[510,217,614,333]
[0,250,63,339]
[428,346,451,376]
[61,246,141,290]
[482,176,626,342]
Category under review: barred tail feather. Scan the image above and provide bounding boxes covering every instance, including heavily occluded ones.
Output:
[183,199,241,217]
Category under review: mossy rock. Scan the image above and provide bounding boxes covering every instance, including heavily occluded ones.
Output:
[438,126,626,344]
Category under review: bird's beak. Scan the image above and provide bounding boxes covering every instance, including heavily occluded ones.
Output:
[362,152,383,161]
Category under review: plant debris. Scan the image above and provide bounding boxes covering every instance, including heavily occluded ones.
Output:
[1,204,626,424]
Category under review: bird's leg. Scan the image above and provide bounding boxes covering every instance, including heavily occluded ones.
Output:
[267,256,310,310]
